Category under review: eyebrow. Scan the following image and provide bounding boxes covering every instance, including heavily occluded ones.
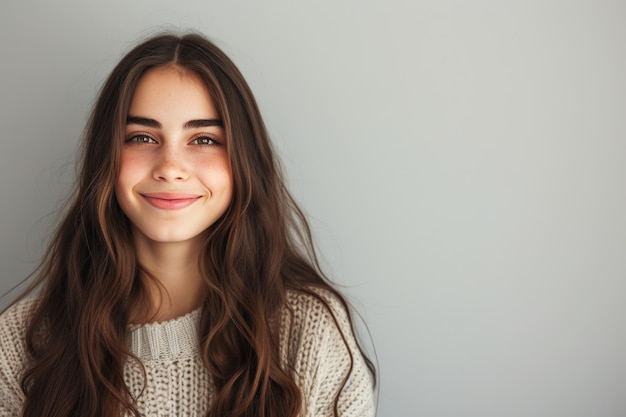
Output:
[126,116,224,129]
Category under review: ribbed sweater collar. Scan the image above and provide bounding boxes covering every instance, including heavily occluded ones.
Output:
[128,308,202,362]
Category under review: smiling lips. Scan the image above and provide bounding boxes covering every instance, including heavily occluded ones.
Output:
[141,192,202,210]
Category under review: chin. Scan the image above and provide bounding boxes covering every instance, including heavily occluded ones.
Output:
[134,227,206,246]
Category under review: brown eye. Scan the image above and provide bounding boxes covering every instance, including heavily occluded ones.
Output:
[126,134,157,144]
[190,136,218,146]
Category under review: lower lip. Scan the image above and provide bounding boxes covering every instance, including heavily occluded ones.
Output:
[143,196,200,210]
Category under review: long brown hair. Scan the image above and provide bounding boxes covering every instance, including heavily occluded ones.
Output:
[13,32,375,417]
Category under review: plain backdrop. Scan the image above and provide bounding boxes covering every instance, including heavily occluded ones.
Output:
[1,1,625,416]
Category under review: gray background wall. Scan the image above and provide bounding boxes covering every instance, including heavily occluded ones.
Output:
[1,1,625,416]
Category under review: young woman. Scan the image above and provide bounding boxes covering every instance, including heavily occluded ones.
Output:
[0,33,375,416]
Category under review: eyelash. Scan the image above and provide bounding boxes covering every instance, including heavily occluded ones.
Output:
[190,135,220,146]
[126,134,156,144]
[125,134,221,146]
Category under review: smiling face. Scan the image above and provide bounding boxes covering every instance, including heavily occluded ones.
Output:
[115,65,233,249]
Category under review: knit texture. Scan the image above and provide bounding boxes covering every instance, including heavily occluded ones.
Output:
[0,290,375,416]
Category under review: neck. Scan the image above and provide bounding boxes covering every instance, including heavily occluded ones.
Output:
[132,233,205,323]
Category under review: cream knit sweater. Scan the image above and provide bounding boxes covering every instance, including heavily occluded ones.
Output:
[0,290,375,417]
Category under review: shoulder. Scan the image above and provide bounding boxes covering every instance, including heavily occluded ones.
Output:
[282,288,356,355]
[282,286,364,364]
[0,298,37,412]
[0,297,38,347]
[0,297,38,366]
[285,287,352,330]
[280,288,376,416]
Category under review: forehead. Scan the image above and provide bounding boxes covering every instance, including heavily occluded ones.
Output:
[129,66,218,118]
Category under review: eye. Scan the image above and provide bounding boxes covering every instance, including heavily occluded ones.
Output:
[190,136,219,146]
[126,134,157,144]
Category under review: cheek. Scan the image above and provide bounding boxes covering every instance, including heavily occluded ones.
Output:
[195,153,231,180]
[117,154,143,187]
[115,154,141,205]
[204,157,232,191]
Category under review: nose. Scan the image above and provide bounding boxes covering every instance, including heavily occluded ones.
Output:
[152,148,189,182]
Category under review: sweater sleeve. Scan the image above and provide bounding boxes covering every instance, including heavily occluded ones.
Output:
[0,299,33,417]
[285,290,376,417]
